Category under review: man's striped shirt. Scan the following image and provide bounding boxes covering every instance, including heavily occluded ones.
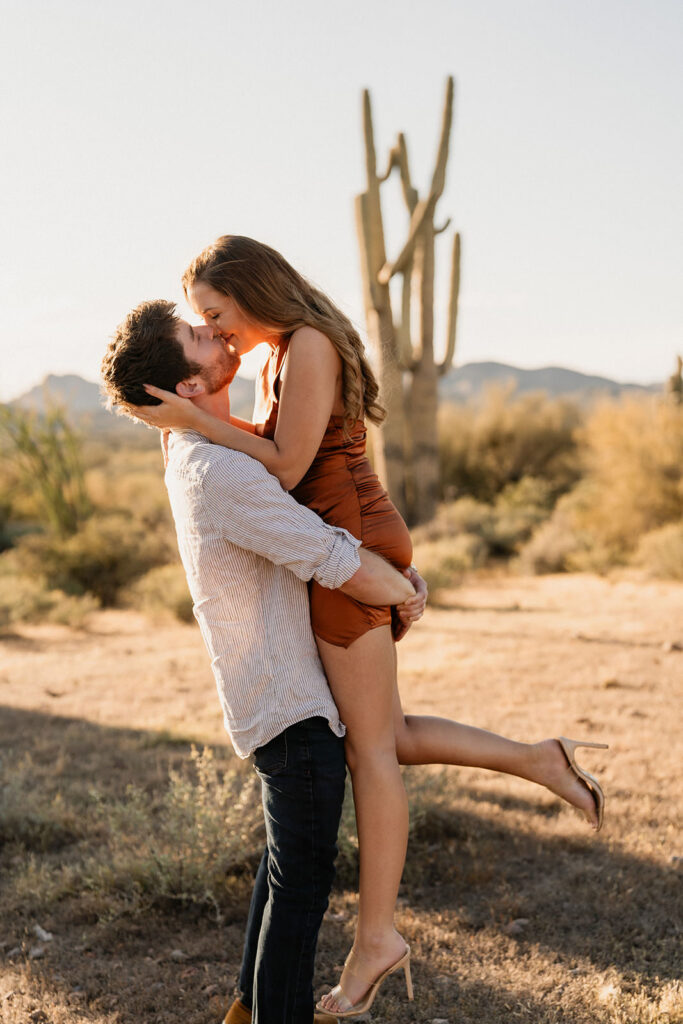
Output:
[165,429,361,757]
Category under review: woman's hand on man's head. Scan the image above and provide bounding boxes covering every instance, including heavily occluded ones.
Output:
[127,385,198,430]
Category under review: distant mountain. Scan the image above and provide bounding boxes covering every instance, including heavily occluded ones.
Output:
[439,362,660,403]
[9,372,256,437]
[7,363,660,440]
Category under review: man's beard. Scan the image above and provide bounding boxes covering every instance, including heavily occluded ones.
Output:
[200,347,241,395]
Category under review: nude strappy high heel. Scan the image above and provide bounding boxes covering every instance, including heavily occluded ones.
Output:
[557,737,609,831]
[316,944,413,1018]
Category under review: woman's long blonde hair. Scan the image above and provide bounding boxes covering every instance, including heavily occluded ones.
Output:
[182,236,385,427]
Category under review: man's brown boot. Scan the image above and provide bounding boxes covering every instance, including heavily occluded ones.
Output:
[222,999,251,1024]
[222,999,337,1023]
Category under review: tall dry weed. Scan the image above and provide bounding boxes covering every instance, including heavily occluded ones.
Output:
[573,397,683,555]
[519,396,683,572]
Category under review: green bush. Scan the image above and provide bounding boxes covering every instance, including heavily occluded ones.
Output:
[515,490,590,574]
[438,386,582,502]
[86,447,171,529]
[412,533,489,593]
[413,496,494,543]
[411,481,555,584]
[0,572,98,628]
[12,512,173,606]
[128,563,195,622]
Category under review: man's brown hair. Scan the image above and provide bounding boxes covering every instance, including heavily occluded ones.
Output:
[101,300,200,409]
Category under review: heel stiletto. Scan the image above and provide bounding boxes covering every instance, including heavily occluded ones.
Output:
[316,944,413,1018]
[557,736,609,831]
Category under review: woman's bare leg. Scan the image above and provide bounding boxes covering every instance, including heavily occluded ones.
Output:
[316,626,409,1013]
[389,649,600,826]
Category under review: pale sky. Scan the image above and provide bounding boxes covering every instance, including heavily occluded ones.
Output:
[1,0,681,402]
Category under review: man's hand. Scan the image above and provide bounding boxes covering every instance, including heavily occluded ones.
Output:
[392,567,428,641]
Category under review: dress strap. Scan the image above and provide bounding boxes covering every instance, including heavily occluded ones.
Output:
[271,338,290,397]
[254,339,289,439]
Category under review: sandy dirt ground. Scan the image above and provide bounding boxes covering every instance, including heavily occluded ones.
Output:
[2,571,681,837]
[1,571,682,1023]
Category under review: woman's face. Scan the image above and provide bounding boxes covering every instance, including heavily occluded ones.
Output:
[188,280,275,356]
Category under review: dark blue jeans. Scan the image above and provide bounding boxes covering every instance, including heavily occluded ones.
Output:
[238,717,346,1024]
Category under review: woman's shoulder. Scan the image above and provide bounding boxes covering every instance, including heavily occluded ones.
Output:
[286,326,341,370]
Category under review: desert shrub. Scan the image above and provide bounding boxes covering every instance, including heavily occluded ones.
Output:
[572,396,683,556]
[3,742,472,920]
[486,478,555,555]
[81,746,264,917]
[515,483,624,575]
[438,386,582,502]
[633,522,683,580]
[86,447,171,528]
[413,496,495,543]
[412,533,489,592]
[515,490,591,574]
[0,571,99,628]
[0,498,14,552]
[12,512,174,606]
[518,397,683,573]
[0,753,85,853]
[411,481,555,583]
[128,563,195,622]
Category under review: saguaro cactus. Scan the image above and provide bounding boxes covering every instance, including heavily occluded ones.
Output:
[355,77,460,525]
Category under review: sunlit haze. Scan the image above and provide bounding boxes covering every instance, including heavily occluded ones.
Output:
[1,0,681,402]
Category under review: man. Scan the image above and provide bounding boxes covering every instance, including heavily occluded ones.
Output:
[101,301,418,1024]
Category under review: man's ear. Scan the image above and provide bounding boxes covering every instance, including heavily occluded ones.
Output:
[176,377,205,399]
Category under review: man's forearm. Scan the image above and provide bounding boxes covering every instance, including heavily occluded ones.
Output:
[339,548,414,605]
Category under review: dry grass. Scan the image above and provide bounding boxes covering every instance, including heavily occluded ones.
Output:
[1,573,682,1024]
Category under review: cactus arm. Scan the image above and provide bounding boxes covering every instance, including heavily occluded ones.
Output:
[438,232,460,376]
[378,80,454,286]
[429,76,454,200]
[361,89,378,187]
[377,196,434,284]
[397,133,418,212]
[379,142,401,183]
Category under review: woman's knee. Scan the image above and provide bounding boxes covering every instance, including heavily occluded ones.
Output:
[344,736,399,777]
[394,716,418,764]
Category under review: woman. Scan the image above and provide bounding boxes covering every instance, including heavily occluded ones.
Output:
[139,236,607,1018]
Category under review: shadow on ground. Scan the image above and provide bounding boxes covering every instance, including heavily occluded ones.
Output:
[1,705,679,1024]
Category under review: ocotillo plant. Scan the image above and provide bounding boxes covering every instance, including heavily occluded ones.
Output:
[355,76,460,525]
[0,402,92,537]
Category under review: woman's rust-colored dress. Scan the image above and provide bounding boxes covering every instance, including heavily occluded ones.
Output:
[253,340,413,648]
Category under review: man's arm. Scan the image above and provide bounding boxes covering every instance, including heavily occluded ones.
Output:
[340,548,414,605]
[199,449,413,606]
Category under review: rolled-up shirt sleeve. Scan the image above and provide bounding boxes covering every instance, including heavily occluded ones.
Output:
[200,449,361,588]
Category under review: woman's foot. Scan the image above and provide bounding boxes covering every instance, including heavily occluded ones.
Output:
[531,738,603,828]
[319,930,408,1015]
